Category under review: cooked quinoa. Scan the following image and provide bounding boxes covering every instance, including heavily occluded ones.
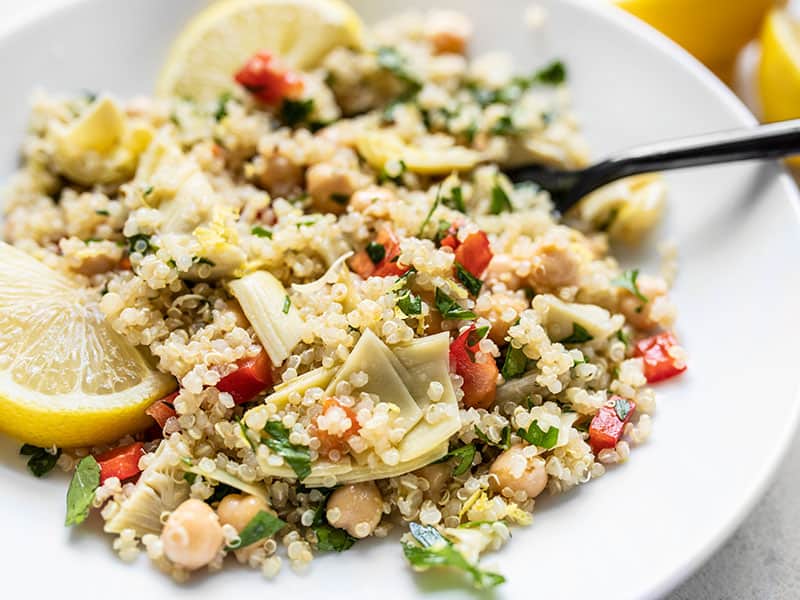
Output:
[2,8,686,590]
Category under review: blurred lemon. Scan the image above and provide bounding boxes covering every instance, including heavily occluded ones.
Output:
[157,0,363,102]
[614,0,780,81]
[759,7,800,122]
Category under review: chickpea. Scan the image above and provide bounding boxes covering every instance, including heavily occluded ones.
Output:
[489,444,548,499]
[618,274,668,331]
[528,241,580,290]
[161,499,224,570]
[416,462,451,501]
[326,482,383,539]
[474,292,529,344]
[216,494,273,544]
[426,10,473,55]
[484,253,523,290]
[306,162,360,215]
[258,153,303,198]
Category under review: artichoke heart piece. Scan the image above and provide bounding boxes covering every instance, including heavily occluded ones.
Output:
[534,294,623,342]
[255,366,335,412]
[256,457,353,486]
[355,131,480,175]
[341,442,449,485]
[324,329,422,431]
[184,464,268,502]
[104,440,190,536]
[229,271,306,366]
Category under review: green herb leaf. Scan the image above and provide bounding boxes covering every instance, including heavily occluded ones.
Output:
[227,510,286,550]
[474,425,511,450]
[377,47,423,94]
[561,322,594,344]
[206,482,238,505]
[94,209,110,216]
[262,421,311,480]
[435,444,476,476]
[467,326,489,347]
[434,288,476,320]
[532,60,567,85]
[280,98,315,127]
[443,186,466,213]
[397,291,422,316]
[501,344,528,379]
[126,233,154,255]
[282,295,291,314]
[315,524,357,552]
[611,269,649,303]
[490,114,516,136]
[330,193,350,205]
[65,456,100,526]
[614,397,633,422]
[214,91,232,121]
[183,471,197,485]
[379,159,407,184]
[616,329,630,347]
[455,263,483,296]
[20,444,61,478]
[517,420,559,449]
[418,185,443,237]
[489,181,513,215]
[251,226,273,239]
[366,241,386,264]
[403,523,505,590]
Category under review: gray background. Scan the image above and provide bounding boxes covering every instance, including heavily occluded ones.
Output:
[0,1,798,598]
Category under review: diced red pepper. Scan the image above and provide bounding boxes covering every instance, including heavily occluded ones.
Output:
[371,228,410,277]
[454,231,493,279]
[634,332,687,383]
[145,391,178,429]
[439,234,459,250]
[589,397,636,453]
[449,325,498,410]
[234,51,304,105]
[95,442,145,483]
[348,250,376,279]
[118,255,132,271]
[314,397,361,458]
[217,350,273,405]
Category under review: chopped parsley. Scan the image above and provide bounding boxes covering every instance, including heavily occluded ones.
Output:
[403,523,505,590]
[379,159,407,184]
[490,114,516,136]
[65,456,100,526]
[616,329,630,347]
[366,241,386,264]
[467,326,490,347]
[501,344,528,379]
[280,98,315,127]
[126,233,154,255]
[489,181,513,215]
[397,291,422,316]
[282,295,291,314]
[251,226,273,238]
[94,209,110,216]
[418,185,443,237]
[611,269,649,303]
[614,397,633,421]
[474,425,511,450]
[311,491,356,552]
[517,420,559,449]
[442,186,466,213]
[262,421,311,480]
[226,510,286,551]
[330,193,350,206]
[435,444,476,476]
[561,322,594,344]
[206,482,238,505]
[455,263,483,296]
[376,46,423,95]
[142,185,154,197]
[183,471,197,485]
[532,60,567,85]
[20,444,60,478]
[434,288,476,321]
[214,92,232,121]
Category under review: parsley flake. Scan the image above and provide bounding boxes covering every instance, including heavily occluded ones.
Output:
[611,269,649,303]
[262,421,311,480]
[455,263,483,296]
[561,322,594,344]
[226,510,286,551]
[20,444,60,478]
[435,444,476,476]
[434,288,476,321]
[501,344,528,379]
[517,421,559,449]
[489,181,513,215]
[366,241,386,264]
[282,295,291,314]
[280,98,315,127]
[65,456,100,526]
[614,397,633,421]
[251,226,273,239]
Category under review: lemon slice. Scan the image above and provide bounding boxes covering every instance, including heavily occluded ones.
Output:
[759,8,800,123]
[615,0,775,81]
[157,0,363,102]
[0,243,176,447]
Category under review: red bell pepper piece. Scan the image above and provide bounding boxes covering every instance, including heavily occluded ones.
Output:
[449,325,498,410]
[95,442,145,483]
[589,397,636,453]
[234,51,304,105]
[348,250,376,279]
[145,391,178,429]
[454,231,493,279]
[217,350,273,405]
[314,397,361,457]
[634,332,686,383]
[371,228,410,277]
[439,234,459,250]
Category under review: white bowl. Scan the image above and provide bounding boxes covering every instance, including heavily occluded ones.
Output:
[0,1,798,598]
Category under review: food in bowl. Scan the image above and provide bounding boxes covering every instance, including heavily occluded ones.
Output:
[0,0,686,589]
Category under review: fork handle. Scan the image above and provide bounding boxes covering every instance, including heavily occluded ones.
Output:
[608,119,800,175]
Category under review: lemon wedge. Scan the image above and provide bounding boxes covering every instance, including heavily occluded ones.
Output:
[615,0,776,81]
[759,8,800,123]
[157,0,363,102]
[0,243,176,447]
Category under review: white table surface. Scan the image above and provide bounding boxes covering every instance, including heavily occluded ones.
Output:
[0,0,798,598]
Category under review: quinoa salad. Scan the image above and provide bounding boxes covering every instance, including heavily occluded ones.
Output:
[0,3,687,590]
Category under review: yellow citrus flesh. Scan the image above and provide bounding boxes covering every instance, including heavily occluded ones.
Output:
[0,243,175,447]
[614,0,778,80]
[156,0,363,102]
[759,8,800,122]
